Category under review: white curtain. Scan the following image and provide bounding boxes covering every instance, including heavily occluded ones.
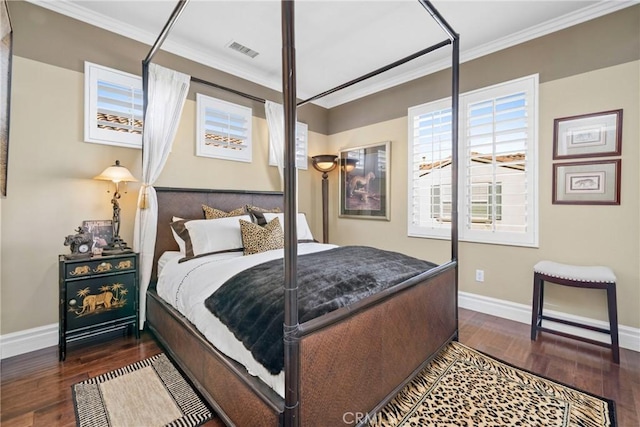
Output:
[265,100,285,189]
[134,63,190,327]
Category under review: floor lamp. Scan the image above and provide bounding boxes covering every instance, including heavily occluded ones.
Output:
[94,160,137,255]
[311,155,337,244]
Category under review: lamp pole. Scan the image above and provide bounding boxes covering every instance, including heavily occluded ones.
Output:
[320,170,329,244]
[311,155,337,244]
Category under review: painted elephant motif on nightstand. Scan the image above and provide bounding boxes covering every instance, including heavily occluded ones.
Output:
[93,263,113,273]
[70,265,91,276]
[77,291,114,314]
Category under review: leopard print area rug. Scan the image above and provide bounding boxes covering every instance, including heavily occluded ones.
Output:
[369,342,616,426]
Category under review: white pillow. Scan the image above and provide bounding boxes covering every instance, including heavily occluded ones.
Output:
[263,212,315,241]
[184,215,251,257]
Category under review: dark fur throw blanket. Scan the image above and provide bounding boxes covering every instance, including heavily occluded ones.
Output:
[204,246,437,374]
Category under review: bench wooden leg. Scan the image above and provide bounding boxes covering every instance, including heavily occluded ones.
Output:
[531,273,543,341]
[607,283,620,364]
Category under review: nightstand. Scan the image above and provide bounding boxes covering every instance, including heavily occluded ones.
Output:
[58,252,139,361]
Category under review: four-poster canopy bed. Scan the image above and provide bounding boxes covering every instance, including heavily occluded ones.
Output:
[138,1,460,426]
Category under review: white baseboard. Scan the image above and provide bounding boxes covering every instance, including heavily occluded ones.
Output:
[1,293,638,359]
[459,291,640,352]
[0,323,58,360]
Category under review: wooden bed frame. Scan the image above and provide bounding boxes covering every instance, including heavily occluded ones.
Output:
[142,2,460,425]
[146,187,458,426]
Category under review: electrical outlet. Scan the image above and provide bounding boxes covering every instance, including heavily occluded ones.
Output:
[475,269,485,282]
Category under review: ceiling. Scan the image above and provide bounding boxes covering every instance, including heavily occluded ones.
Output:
[30,0,635,108]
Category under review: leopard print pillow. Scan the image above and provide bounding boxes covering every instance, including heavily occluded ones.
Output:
[240,217,284,255]
[202,204,246,219]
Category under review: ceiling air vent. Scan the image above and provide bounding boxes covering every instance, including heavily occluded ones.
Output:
[227,41,260,59]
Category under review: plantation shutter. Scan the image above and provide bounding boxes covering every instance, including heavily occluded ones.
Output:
[203,107,249,150]
[408,74,537,247]
[408,100,452,237]
[84,62,144,148]
[267,120,309,170]
[295,122,308,170]
[96,81,143,135]
[196,94,252,162]
[465,90,528,234]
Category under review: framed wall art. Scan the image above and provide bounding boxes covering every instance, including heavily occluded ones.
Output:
[552,159,621,205]
[82,220,114,249]
[339,141,390,220]
[1,1,12,198]
[553,109,622,160]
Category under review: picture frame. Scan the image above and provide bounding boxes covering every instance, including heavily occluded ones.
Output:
[552,159,621,205]
[339,141,390,220]
[553,109,622,160]
[82,220,114,249]
[1,2,13,198]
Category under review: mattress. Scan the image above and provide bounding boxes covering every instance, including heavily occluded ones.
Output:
[156,242,337,397]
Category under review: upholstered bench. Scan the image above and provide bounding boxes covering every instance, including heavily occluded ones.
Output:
[530,260,619,363]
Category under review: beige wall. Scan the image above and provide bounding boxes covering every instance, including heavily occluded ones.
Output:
[328,61,640,329]
[0,57,327,334]
[1,58,139,334]
[2,1,638,338]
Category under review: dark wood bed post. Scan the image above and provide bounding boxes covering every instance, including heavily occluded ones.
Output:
[141,0,189,129]
[419,0,461,336]
[141,0,189,118]
[281,1,300,426]
[451,36,460,334]
[142,2,460,426]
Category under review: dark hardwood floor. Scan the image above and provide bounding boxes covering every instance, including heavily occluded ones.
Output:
[1,308,638,426]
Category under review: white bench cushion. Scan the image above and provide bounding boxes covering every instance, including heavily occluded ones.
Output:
[534,260,616,283]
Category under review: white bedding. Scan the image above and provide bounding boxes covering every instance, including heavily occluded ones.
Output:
[156,242,337,398]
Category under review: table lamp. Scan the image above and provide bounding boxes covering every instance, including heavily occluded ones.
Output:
[93,160,137,254]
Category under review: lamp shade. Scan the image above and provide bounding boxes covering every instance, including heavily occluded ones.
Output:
[312,155,337,173]
[94,160,137,183]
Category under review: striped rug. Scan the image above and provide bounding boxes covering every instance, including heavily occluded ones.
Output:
[369,341,616,427]
[72,353,212,427]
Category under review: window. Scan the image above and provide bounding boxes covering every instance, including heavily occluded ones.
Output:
[84,62,143,149]
[269,121,309,170]
[196,94,252,162]
[408,75,538,247]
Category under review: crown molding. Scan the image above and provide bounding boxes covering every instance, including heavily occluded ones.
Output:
[317,0,638,108]
[27,0,638,109]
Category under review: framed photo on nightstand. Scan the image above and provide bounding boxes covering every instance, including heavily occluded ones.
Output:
[82,220,113,250]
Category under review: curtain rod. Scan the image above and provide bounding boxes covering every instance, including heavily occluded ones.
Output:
[297,38,451,107]
[419,0,459,42]
[191,76,266,104]
[143,0,189,65]
[145,1,457,110]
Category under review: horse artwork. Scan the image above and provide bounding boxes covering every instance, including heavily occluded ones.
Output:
[348,171,376,199]
[339,141,390,220]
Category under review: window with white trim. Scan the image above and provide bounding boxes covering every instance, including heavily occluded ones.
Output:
[84,62,143,149]
[196,94,252,162]
[269,121,309,170]
[408,75,538,247]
